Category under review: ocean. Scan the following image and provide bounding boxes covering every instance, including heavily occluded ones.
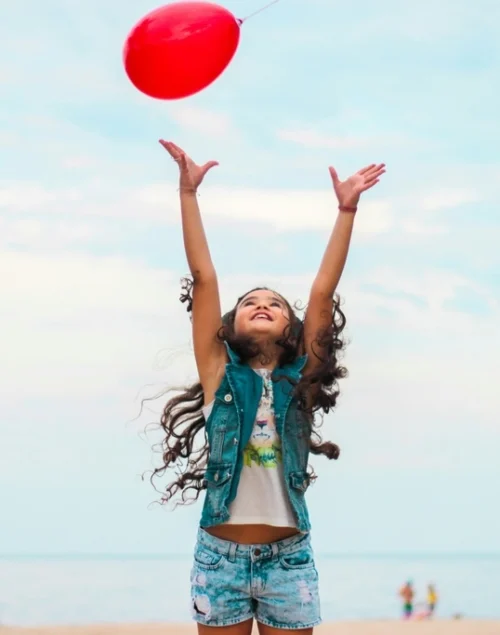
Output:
[0,554,498,626]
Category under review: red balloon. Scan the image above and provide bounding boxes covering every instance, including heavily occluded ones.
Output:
[123,2,241,100]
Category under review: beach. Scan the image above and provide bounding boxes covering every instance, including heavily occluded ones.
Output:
[2,622,499,635]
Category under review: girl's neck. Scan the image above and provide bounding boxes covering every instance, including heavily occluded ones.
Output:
[247,340,280,371]
[248,357,277,371]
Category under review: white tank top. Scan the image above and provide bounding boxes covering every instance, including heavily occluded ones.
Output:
[203,369,296,528]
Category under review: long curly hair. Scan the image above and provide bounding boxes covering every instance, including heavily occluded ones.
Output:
[150,277,347,507]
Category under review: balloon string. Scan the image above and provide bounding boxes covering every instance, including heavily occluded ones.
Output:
[240,0,281,23]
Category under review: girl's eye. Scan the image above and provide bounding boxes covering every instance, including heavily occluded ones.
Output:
[271,301,281,307]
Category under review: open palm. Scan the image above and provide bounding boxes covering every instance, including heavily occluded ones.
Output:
[329,163,386,208]
[159,140,218,190]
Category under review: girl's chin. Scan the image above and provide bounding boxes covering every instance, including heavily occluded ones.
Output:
[238,325,280,339]
[246,324,278,335]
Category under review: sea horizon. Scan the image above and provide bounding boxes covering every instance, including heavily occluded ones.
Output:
[1,552,498,625]
[1,551,499,560]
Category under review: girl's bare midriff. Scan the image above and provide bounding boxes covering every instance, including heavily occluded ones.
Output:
[205,524,299,545]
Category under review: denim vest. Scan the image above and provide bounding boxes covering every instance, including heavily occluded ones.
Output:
[200,343,312,532]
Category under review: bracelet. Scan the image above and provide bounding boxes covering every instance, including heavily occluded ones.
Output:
[339,205,357,213]
[178,187,199,196]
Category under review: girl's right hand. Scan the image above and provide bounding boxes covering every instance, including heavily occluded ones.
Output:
[159,140,219,192]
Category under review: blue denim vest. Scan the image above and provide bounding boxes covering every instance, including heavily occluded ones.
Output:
[200,343,312,532]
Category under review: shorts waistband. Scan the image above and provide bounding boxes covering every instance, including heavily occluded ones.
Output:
[197,528,310,561]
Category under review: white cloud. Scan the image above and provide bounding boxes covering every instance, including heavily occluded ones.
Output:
[348,266,499,334]
[0,174,491,249]
[277,128,374,150]
[399,219,448,235]
[350,0,500,41]
[183,185,393,232]
[0,184,81,211]
[0,180,392,233]
[0,250,185,399]
[276,126,435,152]
[167,105,234,138]
[0,217,94,249]
[420,188,479,212]
[61,155,99,170]
[0,131,17,146]
[276,127,419,151]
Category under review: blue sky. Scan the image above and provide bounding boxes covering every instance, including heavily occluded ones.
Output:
[1,0,499,556]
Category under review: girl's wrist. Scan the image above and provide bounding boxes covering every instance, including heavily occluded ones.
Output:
[179,186,198,197]
[338,204,357,213]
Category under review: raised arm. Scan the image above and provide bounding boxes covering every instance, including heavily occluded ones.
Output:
[303,162,386,374]
[160,141,227,401]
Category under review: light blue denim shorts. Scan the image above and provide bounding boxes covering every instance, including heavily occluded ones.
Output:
[190,528,322,629]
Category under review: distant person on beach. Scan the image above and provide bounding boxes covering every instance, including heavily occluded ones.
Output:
[399,580,415,619]
[427,583,438,617]
[151,140,385,634]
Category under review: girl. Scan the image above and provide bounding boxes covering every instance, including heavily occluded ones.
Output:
[155,140,385,634]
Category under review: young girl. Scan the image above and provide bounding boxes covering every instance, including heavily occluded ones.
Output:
[155,140,385,634]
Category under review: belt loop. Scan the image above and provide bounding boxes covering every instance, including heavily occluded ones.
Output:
[228,541,237,563]
[271,543,279,558]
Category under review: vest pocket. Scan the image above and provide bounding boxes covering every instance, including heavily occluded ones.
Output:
[289,471,310,493]
[203,464,232,488]
[210,426,226,464]
[203,463,232,519]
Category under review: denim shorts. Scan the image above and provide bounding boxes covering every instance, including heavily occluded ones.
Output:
[190,528,321,629]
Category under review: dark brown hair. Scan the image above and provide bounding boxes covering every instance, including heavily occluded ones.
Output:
[149,277,347,507]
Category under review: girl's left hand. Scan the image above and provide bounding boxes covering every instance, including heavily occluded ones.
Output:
[159,139,218,191]
[329,163,386,209]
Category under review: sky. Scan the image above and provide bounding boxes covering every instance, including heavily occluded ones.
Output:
[1,0,499,556]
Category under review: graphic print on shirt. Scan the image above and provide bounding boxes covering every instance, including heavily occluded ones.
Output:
[243,370,282,468]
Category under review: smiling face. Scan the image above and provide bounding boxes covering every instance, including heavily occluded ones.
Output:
[233,289,291,340]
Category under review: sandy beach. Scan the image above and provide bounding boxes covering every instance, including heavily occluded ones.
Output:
[2,622,499,635]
